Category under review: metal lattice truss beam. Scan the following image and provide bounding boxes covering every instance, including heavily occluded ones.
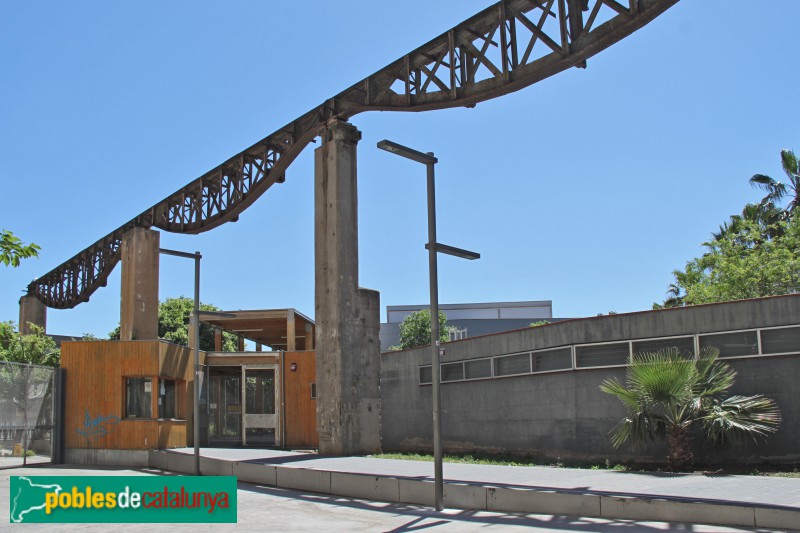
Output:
[29,0,679,309]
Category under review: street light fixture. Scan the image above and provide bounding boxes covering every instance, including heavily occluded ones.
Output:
[159,247,202,476]
[377,139,479,512]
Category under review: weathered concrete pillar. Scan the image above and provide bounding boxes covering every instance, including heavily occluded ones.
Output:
[18,295,46,335]
[314,119,381,456]
[120,227,160,341]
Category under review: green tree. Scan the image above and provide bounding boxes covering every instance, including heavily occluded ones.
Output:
[394,309,449,350]
[665,216,800,306]
[109,297,238,351]
[600,348,780,471]
[529,320,550,327]
[0,322,59,367]
[710,202,784,243]
[750,148,800,216]
[0,229,40,267]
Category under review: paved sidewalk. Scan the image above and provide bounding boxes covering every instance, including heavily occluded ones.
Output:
[0,465,773,532]
[171,447,800,511]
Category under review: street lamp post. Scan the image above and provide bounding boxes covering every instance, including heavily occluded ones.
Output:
[377,140,479,512]
[160,248,202,475]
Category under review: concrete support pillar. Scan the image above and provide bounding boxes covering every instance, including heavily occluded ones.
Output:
[314,119,381,456]
[18,295,46,335]
[120,227,160,341]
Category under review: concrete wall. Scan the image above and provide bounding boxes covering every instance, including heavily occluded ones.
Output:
[380,295,800,464]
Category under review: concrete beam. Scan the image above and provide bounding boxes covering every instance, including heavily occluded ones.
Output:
[314,119,381,455]
[120,227,160,341]
[18,295,46,335]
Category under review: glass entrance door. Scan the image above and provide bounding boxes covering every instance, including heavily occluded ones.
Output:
[243,366,280,446]
[207,369,242,444]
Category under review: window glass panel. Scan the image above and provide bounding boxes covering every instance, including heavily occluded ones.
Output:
[464,359,491,380]
[245,369,275,415]
[441,362,464,382]
[126,378,152,419]
[633,337,695,358]
[575,343,629,368]
[158,379,176,419]
[761,327,800,355]
[700,331,758,358]
[419,365,432,385]
[533,347,572,372]
[493,353,531,376]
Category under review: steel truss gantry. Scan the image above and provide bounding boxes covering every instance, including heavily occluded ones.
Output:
[29,0,678,309]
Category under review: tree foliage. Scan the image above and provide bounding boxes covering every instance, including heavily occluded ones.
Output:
[0,229,40,268]
[109,297,238,351]
[749,148,800,215]
[0,322,59,367]
[600,348,781,471]
[657,148,800,308]
[669,216,800,306]
[394,309,449,350]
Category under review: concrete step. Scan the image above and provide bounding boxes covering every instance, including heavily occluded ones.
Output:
[148,450,800,530]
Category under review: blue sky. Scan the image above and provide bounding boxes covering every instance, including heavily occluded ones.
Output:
[1,1,798,337]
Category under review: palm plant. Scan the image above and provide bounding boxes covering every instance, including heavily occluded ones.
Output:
[600,347,781,471]
[750,148,800,217]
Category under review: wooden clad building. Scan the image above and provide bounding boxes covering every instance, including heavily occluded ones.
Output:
[60,308,318,465]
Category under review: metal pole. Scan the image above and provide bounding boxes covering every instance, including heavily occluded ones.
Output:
[426,157,444,512]
[193,251,201,476]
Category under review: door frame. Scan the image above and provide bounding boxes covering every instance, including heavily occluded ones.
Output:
[241,364,281,447]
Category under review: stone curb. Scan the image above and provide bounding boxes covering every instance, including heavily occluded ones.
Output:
[147,450,799,530]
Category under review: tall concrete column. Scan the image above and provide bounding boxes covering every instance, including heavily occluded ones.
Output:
[315,119,381,456]
[120,227,160,341]
[18,295,46,335]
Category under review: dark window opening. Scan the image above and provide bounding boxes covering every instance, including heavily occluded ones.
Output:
[126,377,152,419]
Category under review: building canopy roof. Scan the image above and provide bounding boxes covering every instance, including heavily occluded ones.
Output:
[198,308,314,351]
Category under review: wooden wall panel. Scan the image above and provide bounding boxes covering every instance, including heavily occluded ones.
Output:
[282,351,318,448]
[62,340,194,451]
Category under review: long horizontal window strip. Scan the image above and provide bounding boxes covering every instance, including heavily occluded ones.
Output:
[761,326,800,355]
[441,362,464,382]
[533,347,572,372]
[575,343,629,368]
[465,358,492,380]
[494,353,531,377]
[700,331,759,358]
[416,324,800,386]
[633,336,695,358]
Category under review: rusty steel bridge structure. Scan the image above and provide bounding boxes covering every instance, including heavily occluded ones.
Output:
[28,0,679,309]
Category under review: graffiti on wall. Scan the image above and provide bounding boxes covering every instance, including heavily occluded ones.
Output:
[76,410,119,440]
